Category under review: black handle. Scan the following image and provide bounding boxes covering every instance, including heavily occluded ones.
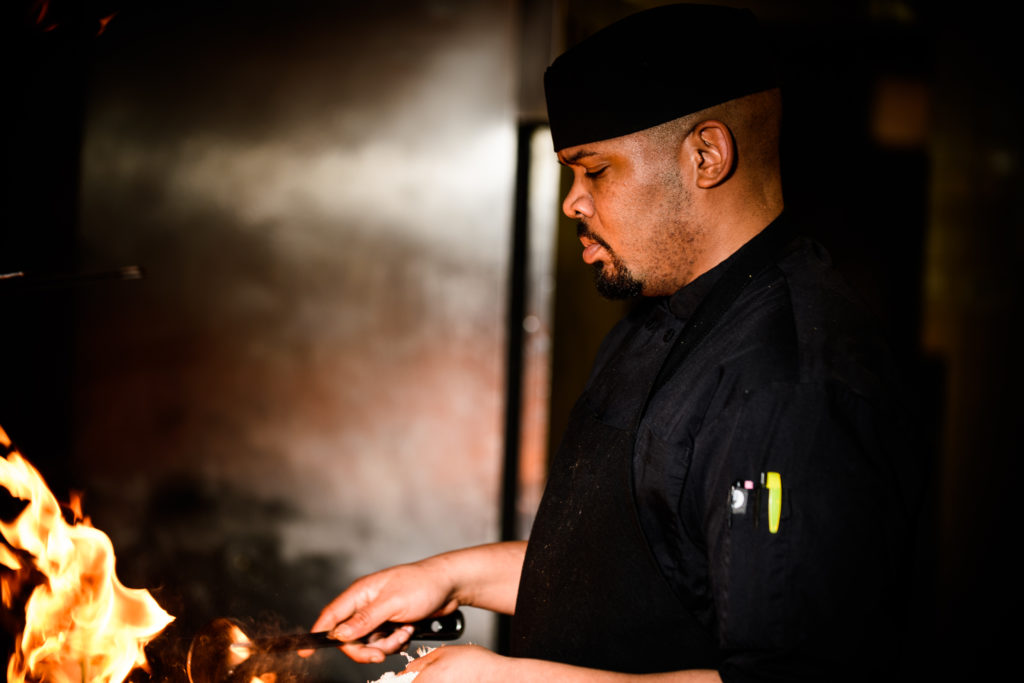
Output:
[251,610,465,653]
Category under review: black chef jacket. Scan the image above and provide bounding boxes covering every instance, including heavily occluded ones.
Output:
[572,227,921,681]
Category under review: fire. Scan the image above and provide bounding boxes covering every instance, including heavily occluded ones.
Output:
[1,425,174,683]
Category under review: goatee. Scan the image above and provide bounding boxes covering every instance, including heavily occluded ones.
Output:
[577,221,643,299]
[593,262,643,300]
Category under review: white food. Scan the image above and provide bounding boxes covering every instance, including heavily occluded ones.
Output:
[366,647,435,683]
[368,673,417,683]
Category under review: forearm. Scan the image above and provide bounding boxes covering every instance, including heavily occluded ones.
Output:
[313,541,527,662]
[420,540,526,615]
[511,659,721,683]
[406,646,722,683]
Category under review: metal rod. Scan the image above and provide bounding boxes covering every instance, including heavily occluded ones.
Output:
[0,266,144,292]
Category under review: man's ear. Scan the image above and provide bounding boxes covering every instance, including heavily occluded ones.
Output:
[684,120,734,189]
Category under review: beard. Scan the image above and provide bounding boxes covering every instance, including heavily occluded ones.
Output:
[592,260,643,300]
[578,221,644,300]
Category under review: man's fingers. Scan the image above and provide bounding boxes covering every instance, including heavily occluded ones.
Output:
[333,622,411,649]
[402,646,441,673]
[328,606,383,642]
[338,642,388,664]
[363,624,413,650]
[320,616,413,664]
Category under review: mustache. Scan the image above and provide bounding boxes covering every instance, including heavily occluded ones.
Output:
[576,221,613,252]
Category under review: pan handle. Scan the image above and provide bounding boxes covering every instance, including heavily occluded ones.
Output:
[251,610,465,652]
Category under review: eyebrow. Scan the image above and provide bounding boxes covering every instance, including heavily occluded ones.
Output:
[559,149,600,165]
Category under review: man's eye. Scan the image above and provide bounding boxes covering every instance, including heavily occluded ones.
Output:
[584,167,607,179]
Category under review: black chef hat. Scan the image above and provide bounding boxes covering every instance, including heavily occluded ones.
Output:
[544,3,780,151]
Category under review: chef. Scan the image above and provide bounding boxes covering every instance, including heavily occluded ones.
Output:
[310,4,922,682]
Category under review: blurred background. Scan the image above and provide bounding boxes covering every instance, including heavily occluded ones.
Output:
[2,0,1020,681]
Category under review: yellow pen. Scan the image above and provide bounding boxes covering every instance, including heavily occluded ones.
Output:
[766,471,782,534]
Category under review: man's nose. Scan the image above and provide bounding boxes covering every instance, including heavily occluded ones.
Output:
[562,179,594,219]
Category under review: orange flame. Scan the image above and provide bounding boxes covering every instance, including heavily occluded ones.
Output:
[1,425,175,683]
[97,13,118,37]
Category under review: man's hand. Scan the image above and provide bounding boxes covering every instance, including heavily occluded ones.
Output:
[403,644,511,682]
[305,541,527,663]
[308,559,459,663]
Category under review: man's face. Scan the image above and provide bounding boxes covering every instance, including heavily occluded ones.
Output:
[557,132,701,299]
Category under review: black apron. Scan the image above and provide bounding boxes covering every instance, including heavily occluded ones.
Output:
[510,217,794,673]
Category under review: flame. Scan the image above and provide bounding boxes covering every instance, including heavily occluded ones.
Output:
[26,1,118,36]
[1,425,175,683]
[222,623,276,683]
[226,622,253,671]
[97,13,118,37]
[32,0,51,25]
[29,0,57,32]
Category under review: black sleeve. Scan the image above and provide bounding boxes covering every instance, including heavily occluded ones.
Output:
[696,380,917,683]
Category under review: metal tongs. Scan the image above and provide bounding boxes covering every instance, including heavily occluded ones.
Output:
[186,610,464,683]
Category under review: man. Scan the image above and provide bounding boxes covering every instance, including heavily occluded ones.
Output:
[309,4,920,681]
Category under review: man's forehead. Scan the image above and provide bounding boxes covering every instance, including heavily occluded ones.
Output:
[557,133,646,165]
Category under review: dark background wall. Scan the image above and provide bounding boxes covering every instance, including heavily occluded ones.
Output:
[3,1,1022,681]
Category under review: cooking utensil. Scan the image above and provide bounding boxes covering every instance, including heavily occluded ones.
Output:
[186,610,464,683]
